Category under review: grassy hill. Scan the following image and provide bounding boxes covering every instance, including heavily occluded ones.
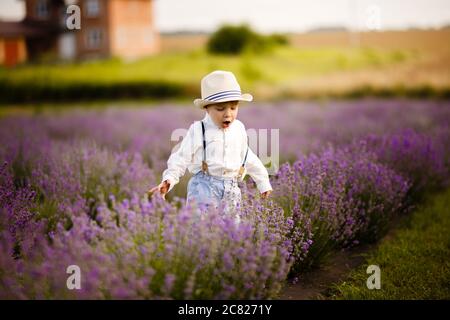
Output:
[1,30,449,104]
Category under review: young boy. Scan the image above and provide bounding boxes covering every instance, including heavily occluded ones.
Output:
[148,70,272,212]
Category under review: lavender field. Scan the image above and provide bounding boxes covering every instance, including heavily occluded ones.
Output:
[0,99,449,299]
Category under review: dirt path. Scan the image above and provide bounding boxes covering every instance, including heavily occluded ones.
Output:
[279,244,374,300]
[279,214,409,300]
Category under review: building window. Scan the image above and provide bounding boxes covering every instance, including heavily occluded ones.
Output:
[85,0,101,17]
[59,7,67,27]
[86,28,103,49]
[36,0,49,19]
[145,31,155,46]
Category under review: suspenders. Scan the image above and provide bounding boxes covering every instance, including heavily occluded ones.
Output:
[238,139,249,179]
[201,120,248,179]
[201,121,209,174]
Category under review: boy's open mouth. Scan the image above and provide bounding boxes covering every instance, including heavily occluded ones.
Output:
[222,120,232,128]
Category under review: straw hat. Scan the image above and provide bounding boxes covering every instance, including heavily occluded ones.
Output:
[193,70,253,108]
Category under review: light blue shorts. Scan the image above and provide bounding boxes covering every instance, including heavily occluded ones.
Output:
[186,171,241,214]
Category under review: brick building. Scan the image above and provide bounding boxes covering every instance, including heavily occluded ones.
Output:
[0,0,160,66]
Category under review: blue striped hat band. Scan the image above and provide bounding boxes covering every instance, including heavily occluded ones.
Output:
[204,90,242,100]
[204,90,241,101]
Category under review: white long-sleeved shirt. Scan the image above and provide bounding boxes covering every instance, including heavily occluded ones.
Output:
[162,113,272,193]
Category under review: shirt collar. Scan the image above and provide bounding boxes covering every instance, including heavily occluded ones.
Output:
[202,112,213,126]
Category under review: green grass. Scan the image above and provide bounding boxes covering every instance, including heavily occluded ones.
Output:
[328,188,450,299]
[0,46,417,103]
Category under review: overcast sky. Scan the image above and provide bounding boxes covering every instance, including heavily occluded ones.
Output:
[1,0,449,33]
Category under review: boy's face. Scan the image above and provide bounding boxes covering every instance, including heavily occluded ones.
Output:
[206,101,239,129]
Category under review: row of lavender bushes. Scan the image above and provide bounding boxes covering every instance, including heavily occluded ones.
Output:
[0,100,449,299]
[269,129,448,275]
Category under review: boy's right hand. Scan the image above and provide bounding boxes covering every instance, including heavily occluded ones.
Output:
[147,180,170,200]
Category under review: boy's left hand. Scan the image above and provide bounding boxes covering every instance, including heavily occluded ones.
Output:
[261,190,272,199]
